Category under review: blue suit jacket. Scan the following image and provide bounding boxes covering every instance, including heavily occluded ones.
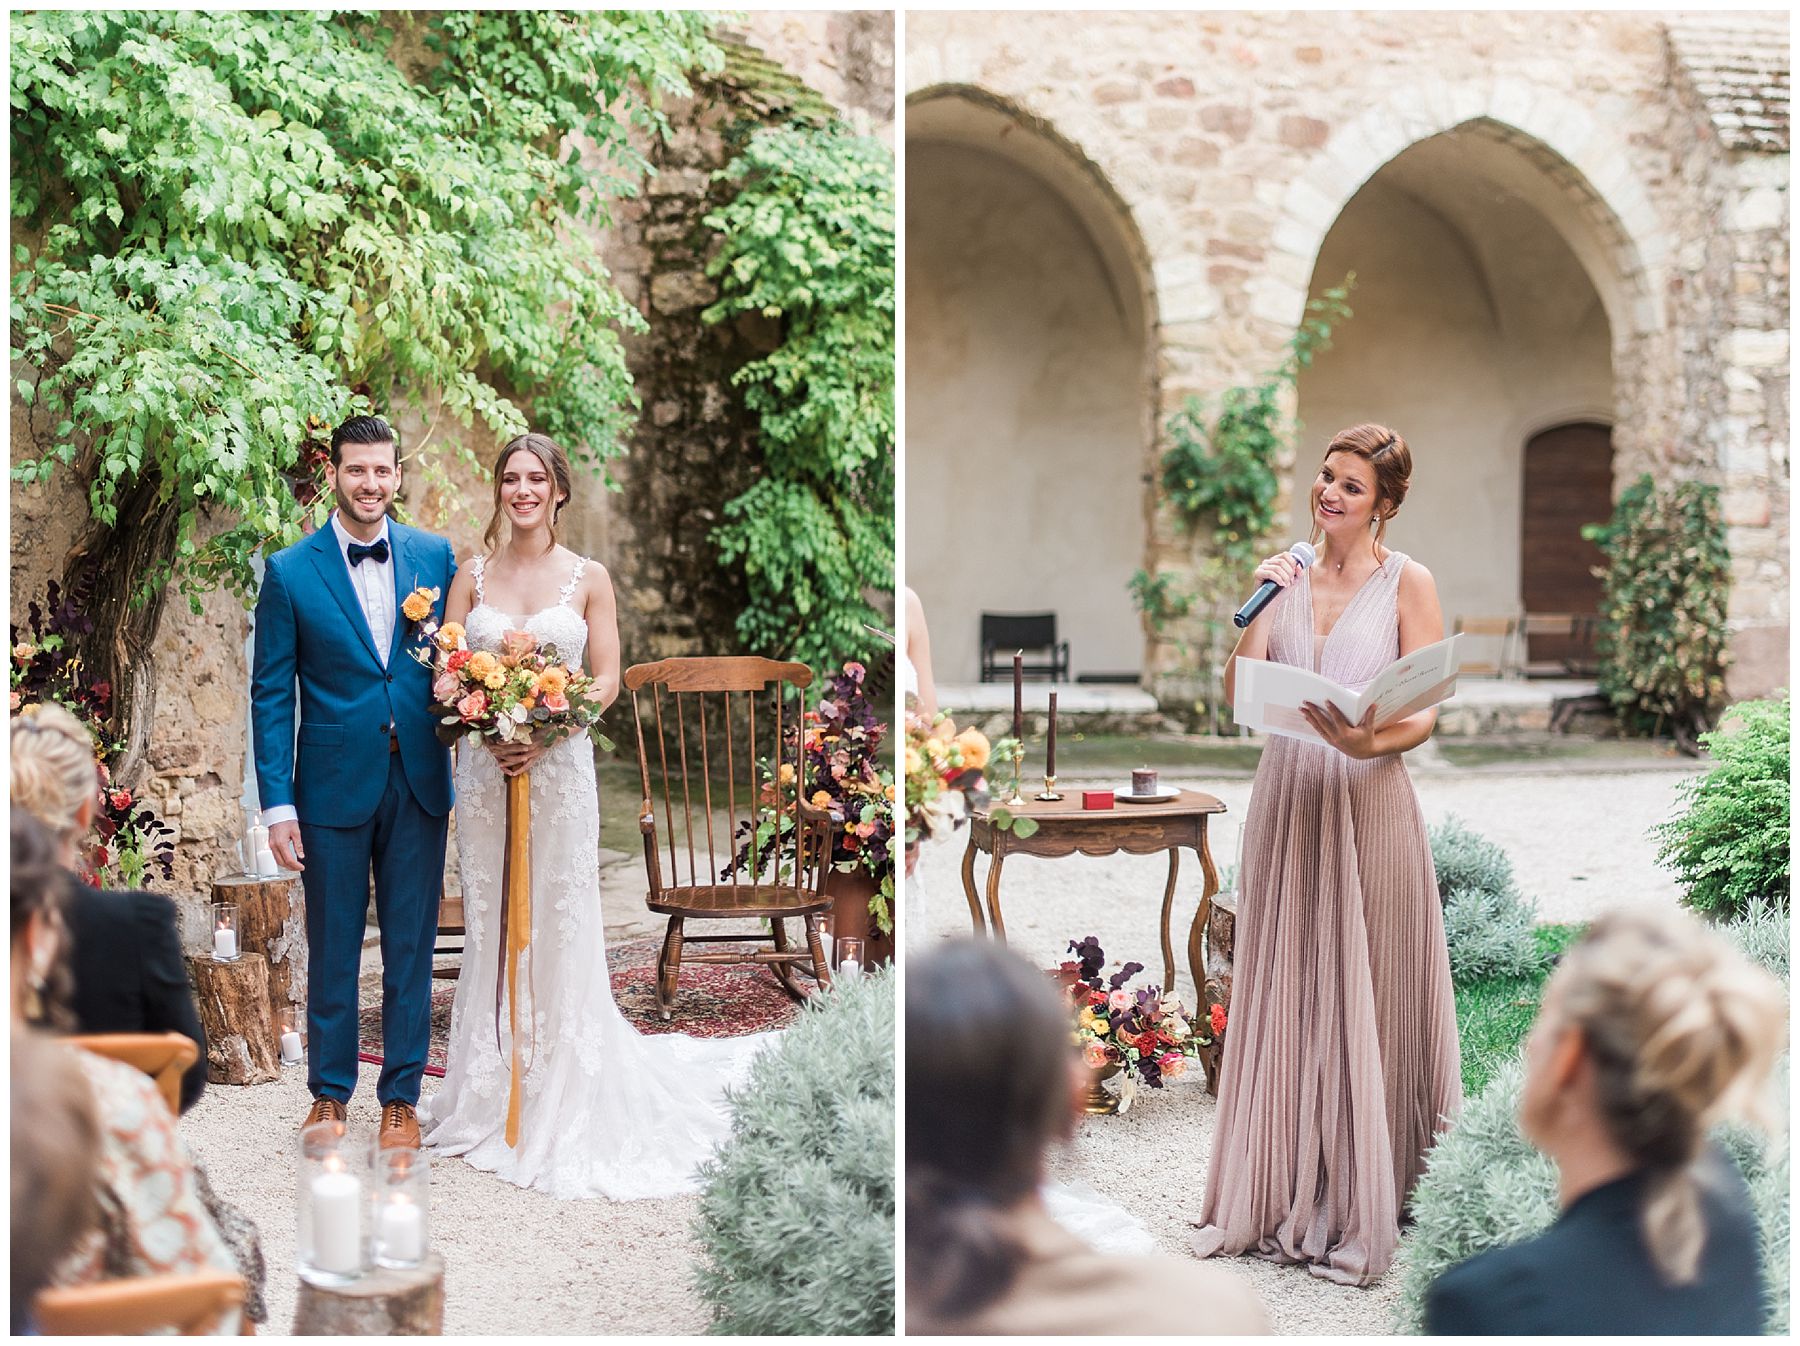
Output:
[251,519,457,828]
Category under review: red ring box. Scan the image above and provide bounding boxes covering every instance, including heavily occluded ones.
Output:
[1081,790,1115,810]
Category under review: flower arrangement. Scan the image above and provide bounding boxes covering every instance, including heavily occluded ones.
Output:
[903,712,992,844]
[729,661,896,935]
[10,582,176,887]
[411,616,611,750]
[1055,935,1209,1111]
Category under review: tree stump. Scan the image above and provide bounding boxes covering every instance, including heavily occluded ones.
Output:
[293,1255,446,1335]
[211,874,307,1045]
[188,953,280,1085]
[1198,888,1237,1097]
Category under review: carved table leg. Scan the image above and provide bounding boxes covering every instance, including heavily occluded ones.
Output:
[1188,829,1222,1094]
[984,853,1009,943]
[960,835,987,935]
[1159,849,1180,993]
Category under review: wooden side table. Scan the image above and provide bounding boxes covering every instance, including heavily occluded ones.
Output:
[959,788,1228,1090]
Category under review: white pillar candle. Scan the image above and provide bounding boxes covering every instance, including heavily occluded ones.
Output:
[255,846,280,878]
[309,1168,362,1274]
[378,1195,425,1264]
[213,926,238,960]
[280,1031,303,1064]
[839,958,862,983]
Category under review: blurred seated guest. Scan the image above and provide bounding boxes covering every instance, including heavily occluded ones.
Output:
[907,939,1268,1335]
[12,811,254,1330]
[1426,907,1784,1335]
[11,1028,103,1334]
[12,702,207,1112]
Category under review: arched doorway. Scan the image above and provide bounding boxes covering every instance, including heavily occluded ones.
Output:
[906,90,1156,684]
[1294,124,1619,638]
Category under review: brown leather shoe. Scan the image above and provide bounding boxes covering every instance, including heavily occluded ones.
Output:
[378,1100,422,1150]
[303,1096,348,1133]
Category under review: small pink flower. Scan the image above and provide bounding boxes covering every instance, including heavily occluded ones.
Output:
[500,630,538,660]
[1108,988,1132,1014]
[432,672,461,703]
[456,690,489,722]
[541,690,570,714]
[1082,1042,1110,1069]
[1159,1053,1187,1081]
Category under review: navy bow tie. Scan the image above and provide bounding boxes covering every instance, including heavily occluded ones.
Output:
[347,538,390,567]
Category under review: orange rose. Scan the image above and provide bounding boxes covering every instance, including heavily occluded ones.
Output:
[1082,1042,1110,1069]
[501,629,538,660]
[953,728,991,772]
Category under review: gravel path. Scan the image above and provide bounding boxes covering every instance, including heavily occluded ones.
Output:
[906,752,1705,1335]
[182,849,719,1337]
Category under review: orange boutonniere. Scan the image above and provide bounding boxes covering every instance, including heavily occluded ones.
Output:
[402,585,439,625]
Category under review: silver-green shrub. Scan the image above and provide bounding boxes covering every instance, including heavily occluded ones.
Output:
[691,970,894,1336]
[1721,899,1789,980]
[1430,816,1544,983]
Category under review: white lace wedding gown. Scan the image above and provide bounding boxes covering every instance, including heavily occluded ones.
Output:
[420,555,771,1200]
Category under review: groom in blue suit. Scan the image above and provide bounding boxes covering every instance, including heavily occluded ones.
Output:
[252,415,457,1148]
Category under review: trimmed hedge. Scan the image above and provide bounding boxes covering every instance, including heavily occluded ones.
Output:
[1430,816,1544,984]
[691,970,894,1336]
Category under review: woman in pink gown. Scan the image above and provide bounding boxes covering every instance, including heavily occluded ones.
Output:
[1189,423,1462,1286]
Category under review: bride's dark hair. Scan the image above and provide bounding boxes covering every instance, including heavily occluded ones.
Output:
[482,433,573,554]
[906,940,1077,1329]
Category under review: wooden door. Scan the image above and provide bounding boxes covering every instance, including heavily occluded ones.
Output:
[1521,422,1612,670]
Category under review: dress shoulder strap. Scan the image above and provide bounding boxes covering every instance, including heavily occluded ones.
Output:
[470,553,486,603]
[558,555,588,605]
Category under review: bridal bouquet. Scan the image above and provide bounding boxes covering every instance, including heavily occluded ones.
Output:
[411,618,610,750]
[1057,935,1208,1110]
[903,712,992,844]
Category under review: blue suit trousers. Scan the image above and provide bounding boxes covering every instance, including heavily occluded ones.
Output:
[299,749,447,1106]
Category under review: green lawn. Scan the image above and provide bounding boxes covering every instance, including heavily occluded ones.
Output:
[1054,733,1266,775]
[1454,923,1586,1096]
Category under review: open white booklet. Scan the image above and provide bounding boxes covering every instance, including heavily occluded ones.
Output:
[1234,633,1463,745]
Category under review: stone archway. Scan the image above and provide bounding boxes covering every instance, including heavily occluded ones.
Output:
[906,87,1160,683]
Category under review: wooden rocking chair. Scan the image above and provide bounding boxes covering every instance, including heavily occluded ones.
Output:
[65,1032,197,1119]
[35,1269,246,1335]
[625,657,833,1021]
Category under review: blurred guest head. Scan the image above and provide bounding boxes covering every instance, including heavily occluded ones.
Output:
[10,1027,102,1332]
[11,810,71,1027]
[1519,906,1786,1284]
[905,939,1082,1324]
[11,702,100,866]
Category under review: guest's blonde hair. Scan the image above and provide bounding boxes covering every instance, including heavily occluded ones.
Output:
[11,703,99,845]
[1553,908,1786,1284]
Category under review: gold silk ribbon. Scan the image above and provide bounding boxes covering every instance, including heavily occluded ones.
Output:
[496,771,532,1148]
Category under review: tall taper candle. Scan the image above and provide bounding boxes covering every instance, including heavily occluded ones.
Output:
[1013,650,1023,743]
[1047,691,1058,779]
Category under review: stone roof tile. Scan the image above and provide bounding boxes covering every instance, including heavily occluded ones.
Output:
[1666,13,1790,153]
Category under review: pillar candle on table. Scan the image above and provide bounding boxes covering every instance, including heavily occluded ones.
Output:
[1012,651,1023,743]
[213,923,238,960]
[281,1029,304,1064]
[309,1165,362,1274]
[255,846,280,878]
[1047,691,1058,778]
[378,1194,425,1264]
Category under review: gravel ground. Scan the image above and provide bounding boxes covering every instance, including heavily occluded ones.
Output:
[906,751,1705,1335]
[181,849,720,1337]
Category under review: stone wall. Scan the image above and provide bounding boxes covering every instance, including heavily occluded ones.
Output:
[9,14,893,945]
[905,9,1788,701]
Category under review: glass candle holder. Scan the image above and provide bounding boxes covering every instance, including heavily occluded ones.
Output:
[278,1011,304,1066]
[370,1148,430,1269]
[297,1120,365,1285]
[209,903,240,962]
[836,936,865,983]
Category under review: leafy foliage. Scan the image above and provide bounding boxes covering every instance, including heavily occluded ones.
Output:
[9,583,175,886]
[11,10,720,604]
[1430,816,1545,984]
[1583,475,1732,749]
[703,125,895,670]
[1653,695,1790,918]
[1135,276,1354,728]
[692,970,894,1335]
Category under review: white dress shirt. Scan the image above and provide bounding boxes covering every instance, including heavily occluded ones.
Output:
[262,513,394,831]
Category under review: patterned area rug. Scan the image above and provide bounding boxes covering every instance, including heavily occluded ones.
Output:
[357,934,800,1076]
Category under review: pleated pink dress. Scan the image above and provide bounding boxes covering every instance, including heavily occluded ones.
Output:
[1190,551,1462,1286]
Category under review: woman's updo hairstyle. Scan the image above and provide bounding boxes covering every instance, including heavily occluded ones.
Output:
[11,702,100,849]
[906,940,1078,1329]
[482,433,574,554]
[1314,422,1412,551]
[1554,907,1786,1285]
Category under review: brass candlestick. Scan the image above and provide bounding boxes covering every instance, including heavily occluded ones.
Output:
[1002,741,1027,807]
[1036,774,1063,802]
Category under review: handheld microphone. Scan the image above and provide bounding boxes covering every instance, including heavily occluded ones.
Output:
[1232,542,1316,629]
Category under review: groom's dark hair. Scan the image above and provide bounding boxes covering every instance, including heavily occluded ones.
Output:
[330,414,397,466]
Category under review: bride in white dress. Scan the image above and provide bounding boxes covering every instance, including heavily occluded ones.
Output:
[420,433,769,1200]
